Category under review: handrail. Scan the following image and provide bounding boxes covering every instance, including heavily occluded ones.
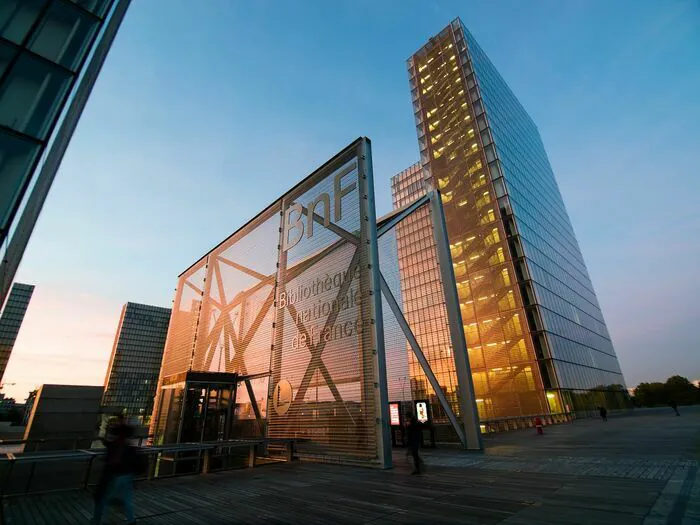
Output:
[0,438,302,497]
[479,411,571,424]
[0,438,300,463]
[0,435,154,447]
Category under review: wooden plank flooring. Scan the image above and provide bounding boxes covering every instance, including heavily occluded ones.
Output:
[2,407,698,524]
[0,462,668,524]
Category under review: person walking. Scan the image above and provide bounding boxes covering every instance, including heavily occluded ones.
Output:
[406,416,424,475]
[669,399,680,416]
[92,416,137,525]
[598,406,608,422]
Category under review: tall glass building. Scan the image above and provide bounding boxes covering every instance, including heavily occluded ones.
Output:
[102,302,171,423]
[401,19,628,419]
[0,0,130,307]
[0,282,34,383]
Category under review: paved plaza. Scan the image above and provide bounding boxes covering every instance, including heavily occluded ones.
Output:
[3,407,698,524]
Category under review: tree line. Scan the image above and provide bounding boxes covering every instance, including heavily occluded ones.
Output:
[632,375,700,407]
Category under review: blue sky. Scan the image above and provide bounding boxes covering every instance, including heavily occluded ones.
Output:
[5,0,699,400]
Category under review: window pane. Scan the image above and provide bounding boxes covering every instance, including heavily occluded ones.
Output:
[0,53,72,140]
[0,129,40,231]
[0,41,17,78]
[0,0,47,45]
[29,2,98,71]
[70,0,112,18]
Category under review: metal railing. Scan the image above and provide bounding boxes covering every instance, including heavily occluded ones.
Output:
[0,435,153,453]
[0,438,299,497]
[479,412,572,433]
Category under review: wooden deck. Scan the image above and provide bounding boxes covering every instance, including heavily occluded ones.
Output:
[3,407,699,524]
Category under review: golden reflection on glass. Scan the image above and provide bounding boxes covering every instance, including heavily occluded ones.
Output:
[403,27,549,419]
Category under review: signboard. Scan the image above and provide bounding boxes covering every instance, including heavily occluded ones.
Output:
[266,138,385,464]
[389,403,401,426]
[415,400,429,424]
[272,380,293,415]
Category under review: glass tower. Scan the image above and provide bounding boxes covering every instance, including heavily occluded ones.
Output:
[102,302,171,423]
[402,19,628,419]
[0,0,130,307]
[0,282,34,383]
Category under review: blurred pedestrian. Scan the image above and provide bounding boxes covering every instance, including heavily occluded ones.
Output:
[669,399,680,416]
[92,415,137,525]
[598,406,608,422]
[406,416,424,475]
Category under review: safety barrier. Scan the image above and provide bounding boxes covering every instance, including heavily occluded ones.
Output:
[479,412,572,433]
[0,435,153,453]
[0,438,299,497]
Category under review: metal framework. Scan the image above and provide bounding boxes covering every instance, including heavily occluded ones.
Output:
[151,139,483,466]
[152,139,393,466]
[377,190,482,450]
[0,0,132,309]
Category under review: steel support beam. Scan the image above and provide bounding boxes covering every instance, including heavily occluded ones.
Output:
[428,190,483,451]
[360,139,393,469]
[378,274,467,447]
[244,379,265,435]
[377,194,430,238]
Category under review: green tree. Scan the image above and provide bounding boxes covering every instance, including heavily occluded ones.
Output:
[633,382,666,406]
[664,375,700,405]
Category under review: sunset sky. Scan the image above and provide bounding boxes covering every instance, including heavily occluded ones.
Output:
[4,0,699,401]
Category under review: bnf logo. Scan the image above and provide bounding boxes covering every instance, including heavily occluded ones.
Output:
[282,167,356,251]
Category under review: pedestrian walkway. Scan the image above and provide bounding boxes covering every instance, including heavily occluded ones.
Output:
[3,407,699,524]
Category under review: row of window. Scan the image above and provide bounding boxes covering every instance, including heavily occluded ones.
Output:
[553,359,625,391]
[453,21,626,395]
[462,27,576,239]
[0,0,112,231]
[527,255,603,321]
[535,284,610,341]
[539,306,616,358]
[548,333,622,375]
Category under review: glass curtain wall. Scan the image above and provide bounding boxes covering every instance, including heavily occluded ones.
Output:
[453,20,629,411]
[403,19,630,417]
[406,28,548,419]
[0,0,114,239]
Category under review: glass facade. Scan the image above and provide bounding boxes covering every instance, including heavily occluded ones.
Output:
[403,19,629,418]
[0,0,129,307]
[388,165,461,423]
[0,282,34,382]
[0,0,115,236]
[102,302,171,423]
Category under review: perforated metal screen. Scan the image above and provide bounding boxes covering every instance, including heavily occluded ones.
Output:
[151,139,390,466]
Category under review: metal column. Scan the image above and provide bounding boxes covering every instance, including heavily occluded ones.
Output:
[359,138,393,469]
[379,275,467,446]
[428,190,483,451]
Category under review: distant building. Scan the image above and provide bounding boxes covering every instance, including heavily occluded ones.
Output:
[23,384,103,451]
[0,283,34,383]
[22,389,38,426]
[102,302,171,424]
[0,393,17,418]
